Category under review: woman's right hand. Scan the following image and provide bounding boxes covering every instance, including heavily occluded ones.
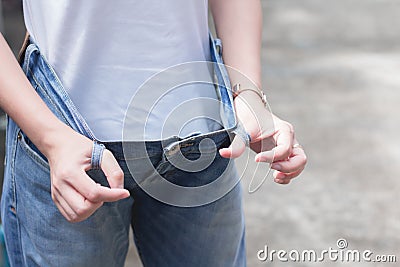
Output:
[43,127,130,223]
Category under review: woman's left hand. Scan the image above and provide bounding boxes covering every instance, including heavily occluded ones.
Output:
[219,91,307,185]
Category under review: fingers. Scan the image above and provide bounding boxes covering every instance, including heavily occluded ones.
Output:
[219,134,246,158]
[48,134,130,223]
[271,147,307,173]
[254,150,274,163]
[271,146,307,185]
[52,184,103,223]
[254,121,294,163]
[101,149,125,189]
[52,170,129,222]
[254,137,293,163]
[73,172,130,203]
[255,139,306,185]
[273,168,303,185]
[271,130,294,161]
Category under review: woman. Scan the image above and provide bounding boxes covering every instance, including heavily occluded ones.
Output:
[0,0,306,266]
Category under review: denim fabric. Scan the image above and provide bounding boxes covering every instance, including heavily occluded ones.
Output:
[91,141,105,170]
[1,36,247,267]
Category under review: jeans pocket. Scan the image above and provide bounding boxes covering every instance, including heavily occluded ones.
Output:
[17,129,49,171]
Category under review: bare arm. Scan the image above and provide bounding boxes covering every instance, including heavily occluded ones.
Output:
[210,0,262,88]
[0,34,68,152]
[210,0,307,184]
[0,33,129,221]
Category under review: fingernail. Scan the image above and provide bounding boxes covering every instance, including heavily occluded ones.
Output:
[272,164,281,171]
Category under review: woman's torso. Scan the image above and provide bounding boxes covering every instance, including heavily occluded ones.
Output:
[23,0,222,141]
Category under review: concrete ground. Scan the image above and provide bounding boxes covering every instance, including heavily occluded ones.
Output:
[1,0,399,266]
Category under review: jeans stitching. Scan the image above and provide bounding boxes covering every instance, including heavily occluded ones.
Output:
[29,70,71,128]
[4,123,28,266]
[8,125,18,213]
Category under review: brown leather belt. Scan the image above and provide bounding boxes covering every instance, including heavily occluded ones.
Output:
[17,31,30,65]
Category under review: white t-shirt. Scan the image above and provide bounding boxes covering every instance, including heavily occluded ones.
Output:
[23,0,222,141]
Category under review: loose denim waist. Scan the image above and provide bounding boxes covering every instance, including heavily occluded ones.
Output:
[104,130,231,161]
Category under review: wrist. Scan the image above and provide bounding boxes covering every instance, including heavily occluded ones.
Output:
[36,122,79,159]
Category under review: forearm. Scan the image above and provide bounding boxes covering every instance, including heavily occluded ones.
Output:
[0,33,72,157]
[210,0,262,88]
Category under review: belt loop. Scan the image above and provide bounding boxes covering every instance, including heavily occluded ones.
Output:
[91,141,105,169]
[214,38,223,56]
[232,123,251,147]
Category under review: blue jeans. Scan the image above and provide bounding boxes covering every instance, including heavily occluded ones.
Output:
[1,36,247,267]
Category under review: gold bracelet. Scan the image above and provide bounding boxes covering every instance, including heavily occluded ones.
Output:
[232,83,267,106]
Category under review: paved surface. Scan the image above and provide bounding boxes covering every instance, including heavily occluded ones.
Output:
[1,0,399,266]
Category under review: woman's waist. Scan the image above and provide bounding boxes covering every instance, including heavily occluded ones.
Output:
[74,81,223,141]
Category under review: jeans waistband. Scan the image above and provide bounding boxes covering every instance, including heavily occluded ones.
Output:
[104,130,231,160]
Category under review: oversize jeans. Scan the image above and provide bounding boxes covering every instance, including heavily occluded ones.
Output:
[1,36,247,267]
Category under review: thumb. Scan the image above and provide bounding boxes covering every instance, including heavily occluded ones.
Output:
[101,149,125,189]
[219,134,246,158]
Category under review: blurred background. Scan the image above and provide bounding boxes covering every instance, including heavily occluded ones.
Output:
[1,0,399,266]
